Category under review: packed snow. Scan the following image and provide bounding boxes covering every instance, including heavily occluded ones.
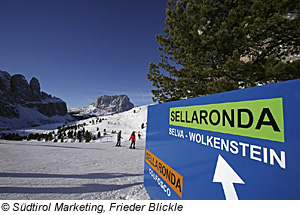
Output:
[0,105,150,200]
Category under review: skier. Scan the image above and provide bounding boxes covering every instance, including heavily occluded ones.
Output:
[138,131,141,139]
[116,130,122,147]
[129,131,136,149]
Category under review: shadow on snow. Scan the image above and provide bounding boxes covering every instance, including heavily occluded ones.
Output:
[0,172,143,194]
[0,172,142,179]
[0,182,143,194]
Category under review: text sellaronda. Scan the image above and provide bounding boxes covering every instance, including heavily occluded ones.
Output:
[169,128,286,169]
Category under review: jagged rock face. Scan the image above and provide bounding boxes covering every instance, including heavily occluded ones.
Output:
[92,95,134,113]
[0,101,19,119]
[0,72,17,118]
[29,77,41,99]
[10,74,32,101]
[0,71,11,96]
[0,70,68,119]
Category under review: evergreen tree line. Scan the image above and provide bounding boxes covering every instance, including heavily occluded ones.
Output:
[1,130,102,143]
[1,132,54,141]
[0,121,107,143]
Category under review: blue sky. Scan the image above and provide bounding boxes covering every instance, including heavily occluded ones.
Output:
[0,0,167,108]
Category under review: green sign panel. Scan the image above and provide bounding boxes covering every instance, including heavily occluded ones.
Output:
[170,98,284,142]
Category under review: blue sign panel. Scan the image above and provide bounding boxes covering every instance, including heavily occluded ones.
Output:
[144,79,300,200]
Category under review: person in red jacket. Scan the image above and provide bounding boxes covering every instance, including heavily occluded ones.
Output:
[129,131,136,149]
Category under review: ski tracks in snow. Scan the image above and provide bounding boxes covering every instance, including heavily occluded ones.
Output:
[0,138,149,200]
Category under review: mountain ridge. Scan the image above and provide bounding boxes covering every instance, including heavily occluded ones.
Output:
[69,95,134,119]
[0,70,72,128]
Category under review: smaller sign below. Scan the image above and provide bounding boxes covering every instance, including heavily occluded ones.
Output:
[145,149,183,198]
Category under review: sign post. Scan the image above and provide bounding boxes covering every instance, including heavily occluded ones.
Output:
[144,79,300,200]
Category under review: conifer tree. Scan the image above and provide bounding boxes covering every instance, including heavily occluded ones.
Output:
[67,131,71,139]
[85,130,92,142]
[148,0,300,103]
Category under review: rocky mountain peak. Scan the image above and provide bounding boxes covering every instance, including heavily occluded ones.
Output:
[30,77,41,97]
[10,74,31,101]
[92,95,134,113]
[69,95,135,119]
[0,70,70,128]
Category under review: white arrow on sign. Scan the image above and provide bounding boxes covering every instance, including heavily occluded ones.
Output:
[213,154,245,200]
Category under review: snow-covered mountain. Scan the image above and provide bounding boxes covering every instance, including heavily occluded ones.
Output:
[69,95,134,119]
[0,70,73,129]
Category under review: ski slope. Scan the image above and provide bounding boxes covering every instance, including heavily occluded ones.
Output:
[0,106,150,200]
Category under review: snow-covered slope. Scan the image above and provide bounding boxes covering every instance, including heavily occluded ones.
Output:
[10,105,148,138]
[80,105,147,138]
[0,105,149,200]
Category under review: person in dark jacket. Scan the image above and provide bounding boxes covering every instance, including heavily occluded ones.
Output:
[129,131,136,149]
[116,130,122,147]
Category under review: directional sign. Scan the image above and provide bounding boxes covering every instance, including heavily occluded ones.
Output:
[213,155,245,200]
[144,79,300,200]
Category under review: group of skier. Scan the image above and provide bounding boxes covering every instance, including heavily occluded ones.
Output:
[115,130,141,149]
